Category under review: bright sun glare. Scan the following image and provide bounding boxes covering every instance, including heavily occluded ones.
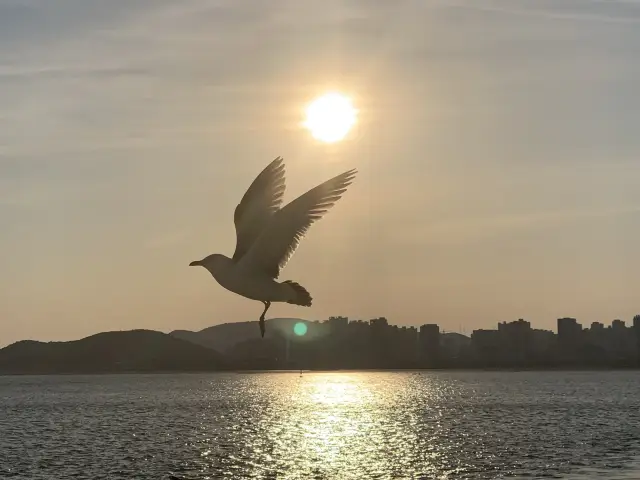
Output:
[303,92,358,143]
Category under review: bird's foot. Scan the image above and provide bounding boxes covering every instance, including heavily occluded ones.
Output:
[259,301,270,338]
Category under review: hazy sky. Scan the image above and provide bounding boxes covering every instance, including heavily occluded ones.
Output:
[1,0,640,345]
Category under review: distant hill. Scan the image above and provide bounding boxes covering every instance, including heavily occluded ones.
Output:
[441,332,471,346]
[171,317,308,353]
[0,329,227,374]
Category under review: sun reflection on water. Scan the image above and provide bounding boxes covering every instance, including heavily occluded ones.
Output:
[251,372,426,479]
[179,372,448,478]
[293,374,375,467]
[307,374,369,406]
[5,372,638,479]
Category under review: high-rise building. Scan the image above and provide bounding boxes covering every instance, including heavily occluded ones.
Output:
[370,317,388,328]
[634,315,640,365]
[558,317,581,343]
[327,316,349,334]
[557,317,583,362]
[611,319,626,330]
[498,319,533,363]
[419,324,440,365]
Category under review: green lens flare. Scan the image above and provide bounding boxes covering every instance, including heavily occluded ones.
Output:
[293,322,308,336]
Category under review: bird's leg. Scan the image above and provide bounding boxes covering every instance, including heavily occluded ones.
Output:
[259,301,271,338]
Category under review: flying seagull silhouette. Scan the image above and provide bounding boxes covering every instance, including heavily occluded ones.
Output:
[189,157,357,338]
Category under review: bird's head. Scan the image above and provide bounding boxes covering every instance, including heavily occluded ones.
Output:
[189,254,227,275]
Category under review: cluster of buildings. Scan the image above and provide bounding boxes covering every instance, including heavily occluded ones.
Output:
[268,314,640,369]
[471,316,640,367]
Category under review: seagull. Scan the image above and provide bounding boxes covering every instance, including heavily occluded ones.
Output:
[189,157,357,338]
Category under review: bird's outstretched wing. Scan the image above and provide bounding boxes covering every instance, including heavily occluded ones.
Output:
[232,157,286,262]
[239,168,357,278]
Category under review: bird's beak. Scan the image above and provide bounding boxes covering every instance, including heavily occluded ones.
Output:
[189,260,200,267]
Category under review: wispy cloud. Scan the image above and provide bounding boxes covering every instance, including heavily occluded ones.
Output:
[449,0,640,24]
[420,205,640,244]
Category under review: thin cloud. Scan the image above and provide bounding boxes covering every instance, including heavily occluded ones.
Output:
[449,0,640,24]
[405,205,640,245]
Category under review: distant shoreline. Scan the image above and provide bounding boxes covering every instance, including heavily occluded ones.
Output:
[2,366,640,376]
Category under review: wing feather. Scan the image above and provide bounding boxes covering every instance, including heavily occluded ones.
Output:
[232,157,286,261]
[240,169,357,278]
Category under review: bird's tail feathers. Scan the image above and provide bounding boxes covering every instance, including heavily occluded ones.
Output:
[282,280,312,307]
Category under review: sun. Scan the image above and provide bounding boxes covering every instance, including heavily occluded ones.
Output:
[303,92,358,143]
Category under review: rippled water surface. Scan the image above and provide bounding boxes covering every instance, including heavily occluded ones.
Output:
[2,371,640,479]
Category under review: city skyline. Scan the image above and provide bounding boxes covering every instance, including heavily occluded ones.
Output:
[5,314,640,373]
[2,0,640,346]
[4,311,640,349]
[230,314,640,370]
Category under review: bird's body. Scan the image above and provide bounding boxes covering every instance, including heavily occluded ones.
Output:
[190,157,356,337]
[198,253,299,304]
